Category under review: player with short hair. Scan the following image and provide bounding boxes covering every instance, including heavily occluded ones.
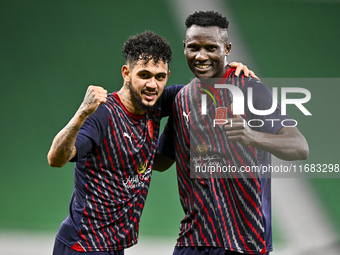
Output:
[155,11,309,255]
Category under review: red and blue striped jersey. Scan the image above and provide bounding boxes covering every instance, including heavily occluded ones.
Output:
[55,85,182,252]
[157,69,294,254]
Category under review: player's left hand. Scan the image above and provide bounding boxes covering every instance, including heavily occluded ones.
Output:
[229,62,259,80]
[224,114,256,145]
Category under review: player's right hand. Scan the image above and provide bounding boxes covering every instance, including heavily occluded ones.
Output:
[79,85,107,116]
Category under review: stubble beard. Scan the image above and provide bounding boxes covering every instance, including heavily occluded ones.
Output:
[127,80,157,112]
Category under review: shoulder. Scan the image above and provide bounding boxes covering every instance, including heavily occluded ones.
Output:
[103,93,123,113]
[161,84,185,99]
[84,104,110,129]
[166,84,185,92]
[242,78,273,97]
[157,84,185,107]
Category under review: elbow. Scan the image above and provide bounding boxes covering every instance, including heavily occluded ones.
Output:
[49,162,64,168]
[153,160,174,172]
[153,167,168,172]
[47,152,65,168]
[279,140,309,161]
[300,145,309,161]
[291,130,309,161]
[153,151,175,171]
[297,139,309,161]
[296,149,309,161]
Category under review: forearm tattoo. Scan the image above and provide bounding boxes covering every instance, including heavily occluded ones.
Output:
[52,121,80,161]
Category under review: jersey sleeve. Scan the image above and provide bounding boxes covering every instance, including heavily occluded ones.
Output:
[245,79,296,135]
[159,84,184,117]
[70,104,110,162]
[157,116,175,160]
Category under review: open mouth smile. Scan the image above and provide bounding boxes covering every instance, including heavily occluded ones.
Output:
[195,64,212,71]
[143,92,157,101]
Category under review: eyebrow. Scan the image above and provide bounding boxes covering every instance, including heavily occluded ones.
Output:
[186,40,220,46]
[137,69,168,75]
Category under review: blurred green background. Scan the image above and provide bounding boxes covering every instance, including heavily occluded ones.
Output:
[0,0,339,250]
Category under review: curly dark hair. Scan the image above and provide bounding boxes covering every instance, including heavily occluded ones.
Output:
[185,11,229,29]
[122,31,172,67]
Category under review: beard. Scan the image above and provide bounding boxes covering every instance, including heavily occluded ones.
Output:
[127,79,158,112]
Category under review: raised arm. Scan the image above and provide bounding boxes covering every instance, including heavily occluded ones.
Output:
[47,85,107,167]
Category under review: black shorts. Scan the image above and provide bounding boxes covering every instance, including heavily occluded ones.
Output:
[52,238,124,255]
[173,246,270,255]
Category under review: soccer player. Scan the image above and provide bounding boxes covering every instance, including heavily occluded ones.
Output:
[47,31,180,255]
[155,11,309,255]
[47,30,254,255]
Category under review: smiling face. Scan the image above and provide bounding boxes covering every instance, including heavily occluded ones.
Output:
[184,25,231,80]
[121,58,170,114]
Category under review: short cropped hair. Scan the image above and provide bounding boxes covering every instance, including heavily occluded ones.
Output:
[185,11,229,29]
[122,31,172,67]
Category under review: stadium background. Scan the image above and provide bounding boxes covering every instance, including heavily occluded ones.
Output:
[0,0,339,254]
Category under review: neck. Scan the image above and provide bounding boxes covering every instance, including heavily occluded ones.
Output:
[117,85,145,115]
[218,64,229,79]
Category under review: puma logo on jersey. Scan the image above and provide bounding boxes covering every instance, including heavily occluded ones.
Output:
[123,132,134,143]
[183,111,190,122]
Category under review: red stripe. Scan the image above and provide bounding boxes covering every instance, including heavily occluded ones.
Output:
[79,229,92,251]
[218,177,251,251]
[229,181,265,251]
[103,137,126,204]
[83,184,104,251]
[94,147,120,246]
[210,178,233,248]
[193,189,222,246]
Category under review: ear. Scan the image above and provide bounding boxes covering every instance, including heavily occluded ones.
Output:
[225,42,232,56]
[183,40,186,54]
[122,65,130,83]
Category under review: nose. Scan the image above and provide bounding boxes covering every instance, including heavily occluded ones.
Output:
[146,77,157,89]
[195,49,208,61]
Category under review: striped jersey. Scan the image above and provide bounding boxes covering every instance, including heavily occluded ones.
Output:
[158,68,294,254]
[55,85,181,252]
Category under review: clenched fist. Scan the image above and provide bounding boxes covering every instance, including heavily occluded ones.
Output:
[79,85,107,116]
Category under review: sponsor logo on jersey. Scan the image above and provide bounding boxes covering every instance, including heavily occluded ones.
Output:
[123,132,134,143]
[196,142,208,155]
[183,111,191,123]
[137,161,148,174]
[123,161,151,189]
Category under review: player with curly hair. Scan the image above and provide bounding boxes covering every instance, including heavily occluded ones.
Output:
[47,30,180,255]
[122,30,172,67]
